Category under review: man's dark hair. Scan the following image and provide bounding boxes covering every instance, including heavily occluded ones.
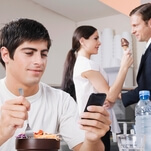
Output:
[129,3,151,22]
[0,18,51,67]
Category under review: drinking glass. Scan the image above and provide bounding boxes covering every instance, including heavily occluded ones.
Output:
[117,134,145,151]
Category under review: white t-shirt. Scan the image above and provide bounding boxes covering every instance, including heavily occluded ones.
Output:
[73,56,120,133]
[0,78,84,151]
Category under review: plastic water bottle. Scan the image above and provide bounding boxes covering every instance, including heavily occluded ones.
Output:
[135,90,151,151]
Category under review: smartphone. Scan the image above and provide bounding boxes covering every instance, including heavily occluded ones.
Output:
[84,93,106,112]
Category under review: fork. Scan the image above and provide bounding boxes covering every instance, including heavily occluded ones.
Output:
[18,88,34,138]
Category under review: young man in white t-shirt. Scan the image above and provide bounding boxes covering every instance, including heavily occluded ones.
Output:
[0,18,111,151]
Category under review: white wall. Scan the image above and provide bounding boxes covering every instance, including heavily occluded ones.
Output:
[0,0,76,86]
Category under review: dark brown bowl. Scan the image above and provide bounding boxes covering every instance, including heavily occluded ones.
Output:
[15,138,60,151]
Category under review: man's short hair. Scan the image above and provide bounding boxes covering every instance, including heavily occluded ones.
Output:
[129,3,151,22]
[0,18,51,67]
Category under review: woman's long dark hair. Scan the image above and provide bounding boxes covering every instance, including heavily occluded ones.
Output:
[61,25,97,101]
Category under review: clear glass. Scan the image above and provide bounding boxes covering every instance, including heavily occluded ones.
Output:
[117,134,145,151]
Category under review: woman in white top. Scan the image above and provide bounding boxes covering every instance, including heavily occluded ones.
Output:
[61,25,133,151]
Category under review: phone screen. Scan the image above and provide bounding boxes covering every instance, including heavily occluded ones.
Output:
[84,93,106,112]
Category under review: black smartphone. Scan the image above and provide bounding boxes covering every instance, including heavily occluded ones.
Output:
[84,93,106,112]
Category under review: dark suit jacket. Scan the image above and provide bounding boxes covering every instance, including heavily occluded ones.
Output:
[122,42,151,107]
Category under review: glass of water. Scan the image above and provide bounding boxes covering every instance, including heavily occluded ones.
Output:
[117,134,145,151]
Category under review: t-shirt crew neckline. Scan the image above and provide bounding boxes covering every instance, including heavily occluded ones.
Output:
[2,77,42,104]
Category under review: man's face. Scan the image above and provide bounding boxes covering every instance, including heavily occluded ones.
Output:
[6,40,48,87]
[130,14,151,42]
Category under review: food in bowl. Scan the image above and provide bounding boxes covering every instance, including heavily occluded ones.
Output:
[16,130,60,151]
[16,130,60,140]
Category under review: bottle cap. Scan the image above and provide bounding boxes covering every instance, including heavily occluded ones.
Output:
[139,90,150,97]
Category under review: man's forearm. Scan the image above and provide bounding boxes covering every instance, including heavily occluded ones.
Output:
[0,124,11,146]
[78,139,104,151]
[0,133,7,146]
